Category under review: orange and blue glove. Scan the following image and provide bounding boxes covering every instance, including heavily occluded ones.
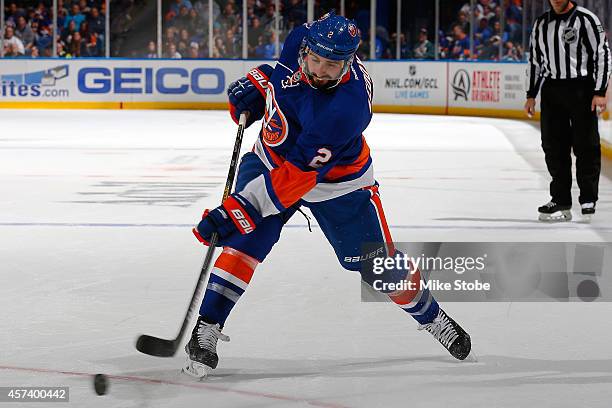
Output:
[228,64,273,128]
[193,194,262,246]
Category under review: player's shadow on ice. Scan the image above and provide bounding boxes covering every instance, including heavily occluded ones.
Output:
[107,354,612,387]
[434,355,612,387]
[213,355,612,387]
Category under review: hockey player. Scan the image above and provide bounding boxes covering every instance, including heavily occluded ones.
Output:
[184,12,471,378]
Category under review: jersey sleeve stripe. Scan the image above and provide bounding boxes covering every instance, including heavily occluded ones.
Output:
[324,136,371,181]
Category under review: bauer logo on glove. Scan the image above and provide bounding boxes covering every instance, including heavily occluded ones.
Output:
[193,193,262,246]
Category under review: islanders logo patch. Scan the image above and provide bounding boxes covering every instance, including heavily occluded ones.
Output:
[262,83,289,147]
[348,23,357,37]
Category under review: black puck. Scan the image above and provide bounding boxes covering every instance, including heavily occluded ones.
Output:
[93,374,108,395]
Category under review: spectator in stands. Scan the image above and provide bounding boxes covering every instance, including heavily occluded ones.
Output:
[144,40,157,58]
[170,0,193,17]
[185,8,201,35]
[81,20,102,56]
[15,16,35,55]
[33,22,53,55]
[166,42,181,58]
[375,26,392,59]
[213,36,227,58]
[176,28,191,56]
[223,28,240,59]
[502,40,520,61]
[58,0,68,18]
[475,16,493,45]
[61,20,78,48]
[174,5,192,31]
[89,7,105,36]
[390,32,411,59]
[254,30,280,59]
[260,3,276,31]
[218,2,239,33]
[449,23,470,60]
[165,26,178,47]
[186,41,201,58]
[33,2,52,28]
[3,25,25,57]
[284,0,307,29]
[505,0,522,43]
[30,45,40,58]
[480,0,496,21]
[491,20,509,43]
[57,8,67,32]
[57,40,69,57]
[248,16,264,57]
[413,28,434,60]
[451,11,470,38]
[478,34,500,60]
[70,31,87,57]
[78,0,91,15]
[5,3,25,27]
[65,4,86,31]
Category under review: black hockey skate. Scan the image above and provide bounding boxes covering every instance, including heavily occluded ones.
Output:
[581,202,596,221]
[418,308,471,360]
[183,316,229,379]
[538,201,572,222]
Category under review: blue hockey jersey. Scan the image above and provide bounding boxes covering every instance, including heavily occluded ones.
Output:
[238,24,375,218]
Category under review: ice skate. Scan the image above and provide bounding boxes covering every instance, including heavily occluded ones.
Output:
[538,201,572,222]
[579,202,596,222]
[182,316,229,379]
[418,308,471,360]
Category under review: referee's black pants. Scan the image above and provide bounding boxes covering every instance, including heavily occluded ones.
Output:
[540,78,601,205]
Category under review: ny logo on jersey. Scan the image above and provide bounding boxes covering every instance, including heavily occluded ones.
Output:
[262,83,289,147]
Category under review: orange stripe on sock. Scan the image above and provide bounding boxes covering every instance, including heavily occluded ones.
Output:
[367,186,396,256]
[388,268,421,305]
[214,247,258,284]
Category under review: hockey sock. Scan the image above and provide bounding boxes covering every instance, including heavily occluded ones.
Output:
[199,247,258,326]
[386,267,440,325]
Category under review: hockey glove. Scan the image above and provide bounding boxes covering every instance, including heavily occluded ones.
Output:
[228,64,273,128]
[193,194,262,246]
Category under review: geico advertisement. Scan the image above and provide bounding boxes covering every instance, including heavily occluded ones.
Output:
[367,61,446,106]
[0,60,254,101]
[448,62,526,110]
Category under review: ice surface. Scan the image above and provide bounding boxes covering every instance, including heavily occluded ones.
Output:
[1,110,611,407]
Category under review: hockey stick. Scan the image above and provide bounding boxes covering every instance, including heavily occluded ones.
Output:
[135,112,249,357]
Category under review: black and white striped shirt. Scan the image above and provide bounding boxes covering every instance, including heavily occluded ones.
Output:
[526,2,611,98]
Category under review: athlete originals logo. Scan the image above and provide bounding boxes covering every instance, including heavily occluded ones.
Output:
[452,69,471,101]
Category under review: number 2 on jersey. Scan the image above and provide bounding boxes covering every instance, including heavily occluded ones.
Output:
[309,148,332,168]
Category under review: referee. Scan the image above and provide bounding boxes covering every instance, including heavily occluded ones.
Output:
[525,0,611,222]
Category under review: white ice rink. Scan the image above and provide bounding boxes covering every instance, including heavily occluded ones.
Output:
[1,110,612,407]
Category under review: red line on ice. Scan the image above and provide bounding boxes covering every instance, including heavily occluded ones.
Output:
[0,364,350,408]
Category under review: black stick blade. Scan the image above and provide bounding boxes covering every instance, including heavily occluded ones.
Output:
[135,335,178,357]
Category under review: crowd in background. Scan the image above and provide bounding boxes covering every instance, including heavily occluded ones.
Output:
[2,0,527,61]
[156,0,309,59]
[2,0,106,57]
[135,0,526,60]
